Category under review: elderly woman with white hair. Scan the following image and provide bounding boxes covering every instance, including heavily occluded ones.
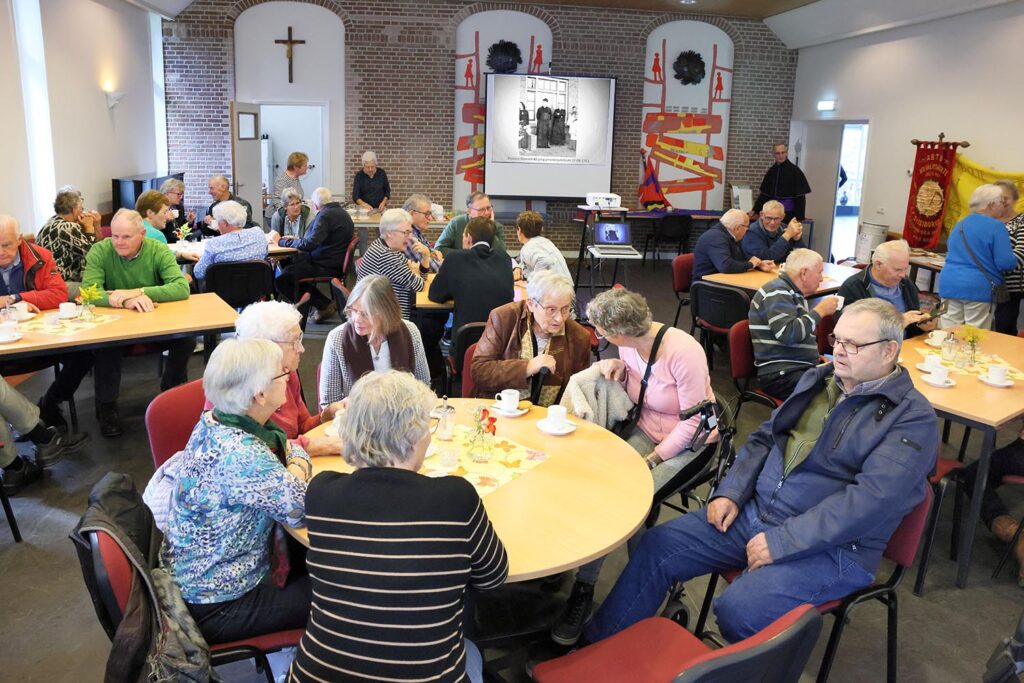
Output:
[270,187,311,239]
[319,274,430,406]
[939,183,1018,329]
[290,371,508,683]
[356,208,428,318]
[352,150,390,213]
[471,270,591,407]
[36,188,100,284]
[189,200,269,280]
[162,338,312,645]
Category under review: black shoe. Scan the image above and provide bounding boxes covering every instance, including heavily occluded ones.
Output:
[96,402,123,438]
[1,459,42,495]
[35,430,90,468]
[37,396,68,433]
[551,581,594,646]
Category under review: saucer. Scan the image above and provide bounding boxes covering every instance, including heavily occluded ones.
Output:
[0,333,23,344]
[924,338,945,348]
[58,309,79,319]
[537,418,576,436]
[979,375,1014,388]
[490,403,528,417]
[916,362,944,373]
[921,374,956,388]
[12,311,35,322]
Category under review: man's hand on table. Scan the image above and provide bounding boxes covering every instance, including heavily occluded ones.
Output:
[124,294,156,312]
[706,497,739,533]
[755,259,776,272]
[267,230,281,245]
[108,289,142,308]
[304,435,343,458]
[746,532,774,571]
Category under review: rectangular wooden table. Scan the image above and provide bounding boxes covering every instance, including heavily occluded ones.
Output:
[168,241,298,259]
[414,273,526,311]
[702,262,861,297]
[903,331,1024,587]
[0,293,239,362]
[909,252,945,293]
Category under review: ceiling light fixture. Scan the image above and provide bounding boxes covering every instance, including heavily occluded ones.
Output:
[817,99,836,112]
[679,0,697,4]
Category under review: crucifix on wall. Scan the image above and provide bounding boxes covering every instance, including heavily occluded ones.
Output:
[275,26,305,83]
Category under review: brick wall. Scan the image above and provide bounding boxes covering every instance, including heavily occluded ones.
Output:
[163,0,796,250]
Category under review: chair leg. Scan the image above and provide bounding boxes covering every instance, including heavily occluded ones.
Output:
[942,418,951,444]
[257,652,275,683]
[958,427,972,461]
[642,236,650,268]
[67,397,79,431]
[0,486,22,542]
[913,480,946,596]
[694,573,719,636]
[950,477,963,561]
[992,513,1024,579]
[674,299,684,328]
[816,611,848,683]
[886,592,899,683]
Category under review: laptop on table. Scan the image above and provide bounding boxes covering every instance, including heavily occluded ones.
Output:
[590,222,640,257]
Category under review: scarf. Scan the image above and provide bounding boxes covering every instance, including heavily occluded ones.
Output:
[342,319,414,382]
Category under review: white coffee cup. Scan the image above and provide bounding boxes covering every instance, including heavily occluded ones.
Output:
[0,321,18,341]
[59,302,78,318]
[988,365,1009,384]
[833,295,844,311]
[929,330,948,344]
[171,209,180,219]
[924,354,942,369]
[495,389,519,412]
[11,301,28,318]
[926,366,949,384]
[547,404,568,427]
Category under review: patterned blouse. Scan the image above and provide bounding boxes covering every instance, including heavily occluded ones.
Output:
[36,215,96,282]
[1005,213,1024,293]
[161,411,310,604]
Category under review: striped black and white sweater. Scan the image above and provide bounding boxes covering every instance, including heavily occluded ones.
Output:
[749,272,821,376]
[357,237,427,319]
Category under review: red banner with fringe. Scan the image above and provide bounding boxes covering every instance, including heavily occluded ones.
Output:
[904,141,958,249]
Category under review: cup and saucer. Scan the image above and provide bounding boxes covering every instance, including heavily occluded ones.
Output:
[537,405,576,436]
[920,366,955,388]
[924,331,948,348]
[979,367,1014,388]
[491,403,528,418]
[492,390,528,417]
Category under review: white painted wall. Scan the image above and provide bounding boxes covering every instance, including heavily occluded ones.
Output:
[234,2,344,194]
[41,0,157,214]
[791,2,1024,238]
[0,1,35,227]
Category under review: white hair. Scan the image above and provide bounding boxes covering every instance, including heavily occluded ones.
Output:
[235,301,302,343]
[379,208,412,235]
[361,150,378,165]
[212,200,247,228]
[203,338,282,415]
[720,208,748,230]
[310,187,332,209]
[340,370,435,468]
[526,270,575,303]
[761,200,785,215]
[969,184,1005,213]
[402,194,431,212]
[784,248,823,273]
[873,239,910,264]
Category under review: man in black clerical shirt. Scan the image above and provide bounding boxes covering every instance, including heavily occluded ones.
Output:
[536,99,553,149]
[752,144,812,223]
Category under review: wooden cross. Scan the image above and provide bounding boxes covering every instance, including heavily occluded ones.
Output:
[275,26,305,84]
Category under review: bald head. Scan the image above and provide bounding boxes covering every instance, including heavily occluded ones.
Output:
[110,208,147,259]
[0,215,22,268]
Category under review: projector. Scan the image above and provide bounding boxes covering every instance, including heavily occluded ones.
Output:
[586,192,621,208]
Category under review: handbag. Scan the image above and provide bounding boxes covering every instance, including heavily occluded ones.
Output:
[611,324,670,438]
[958,225,1011,304]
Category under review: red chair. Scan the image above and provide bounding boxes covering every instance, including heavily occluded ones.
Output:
[816,313,836,355]
[694,487,933,683]
[462,343,479,398]
[727,320,784,420]
[532,604,821,683]
[691,281,750,371]
[88,528,302,683]
[145,379,206,468]
[912,454,966,595]
[296,235,360,330]
[672,254,695,329]
[444,323,486,397]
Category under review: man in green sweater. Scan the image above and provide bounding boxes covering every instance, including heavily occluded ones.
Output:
[433,192,507,255]
[61,209,192,436]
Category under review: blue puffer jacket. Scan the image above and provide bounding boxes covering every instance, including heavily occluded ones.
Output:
[938,213,1016,303]
[715,363,937,573]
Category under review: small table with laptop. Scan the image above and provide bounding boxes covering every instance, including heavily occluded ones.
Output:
[585,221,643,295]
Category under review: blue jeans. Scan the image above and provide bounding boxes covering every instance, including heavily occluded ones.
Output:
[465,638,483,683]
[585,503,874,643]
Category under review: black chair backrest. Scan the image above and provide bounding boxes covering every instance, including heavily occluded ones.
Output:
[202,260,275,310]
[451,322,486,375]
[691,281,751,332]
[673,607,822,682]
[652,400,736,511]
[658,214,694,241]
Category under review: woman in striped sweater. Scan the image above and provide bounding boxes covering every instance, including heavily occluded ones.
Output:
[290,371,508,683]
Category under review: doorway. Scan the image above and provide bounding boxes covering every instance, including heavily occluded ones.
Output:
[259,104,327,211]
[829,123,870,262]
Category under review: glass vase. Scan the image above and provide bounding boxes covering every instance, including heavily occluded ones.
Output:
[79,303,96,321]
[469,433,493,463]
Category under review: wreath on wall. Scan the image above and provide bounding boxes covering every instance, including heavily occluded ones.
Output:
[486,40,523,74]
[673,50,706,85]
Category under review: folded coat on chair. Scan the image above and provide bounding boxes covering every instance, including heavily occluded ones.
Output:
[560,365,634,430]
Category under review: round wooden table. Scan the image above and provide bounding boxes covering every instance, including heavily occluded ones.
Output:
[293,398,653,582]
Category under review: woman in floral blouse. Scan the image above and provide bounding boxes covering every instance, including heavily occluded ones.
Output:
[161,337,312,644]
[36,188,99,290]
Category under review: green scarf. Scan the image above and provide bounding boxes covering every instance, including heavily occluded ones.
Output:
[212,409,289,461]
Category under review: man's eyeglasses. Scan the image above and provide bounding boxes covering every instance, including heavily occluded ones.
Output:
[272,334,304,350]
[271,370,290,382]
[762,215,784,223]
[828,334,891,355]
[412,209,432,216]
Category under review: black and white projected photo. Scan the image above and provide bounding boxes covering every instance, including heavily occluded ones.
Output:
[489,75,611,165]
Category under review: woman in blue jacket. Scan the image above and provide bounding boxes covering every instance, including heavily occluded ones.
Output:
[939,184,1017,329]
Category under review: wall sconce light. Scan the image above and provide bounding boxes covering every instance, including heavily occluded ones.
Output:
[817,99,836,112]
[105,90,125,110]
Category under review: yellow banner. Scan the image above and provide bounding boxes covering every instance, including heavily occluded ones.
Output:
[944,154,1024,236]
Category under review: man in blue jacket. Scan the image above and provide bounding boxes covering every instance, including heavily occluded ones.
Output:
[585,298,937,643]
[742,200,807,262]
[691,209,775,285]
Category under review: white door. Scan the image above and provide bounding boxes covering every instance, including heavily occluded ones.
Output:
[230,101,264,226]
[260,104,326,193]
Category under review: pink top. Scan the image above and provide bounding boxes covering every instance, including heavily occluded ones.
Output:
[620,326,716,460]
[203,371,319,441]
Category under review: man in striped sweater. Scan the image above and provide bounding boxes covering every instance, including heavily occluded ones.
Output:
[749,248,839,399]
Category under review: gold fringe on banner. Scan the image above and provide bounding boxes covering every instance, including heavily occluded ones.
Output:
[944,154,1024,238]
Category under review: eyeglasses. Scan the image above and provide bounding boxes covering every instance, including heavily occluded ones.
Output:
[762,215,784,223]
[828,334,891,355]
[532,299,574,318]
[411,209,432,216]
[271,370,290,382]
[469,204,492,214]
[272,333,304,350]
